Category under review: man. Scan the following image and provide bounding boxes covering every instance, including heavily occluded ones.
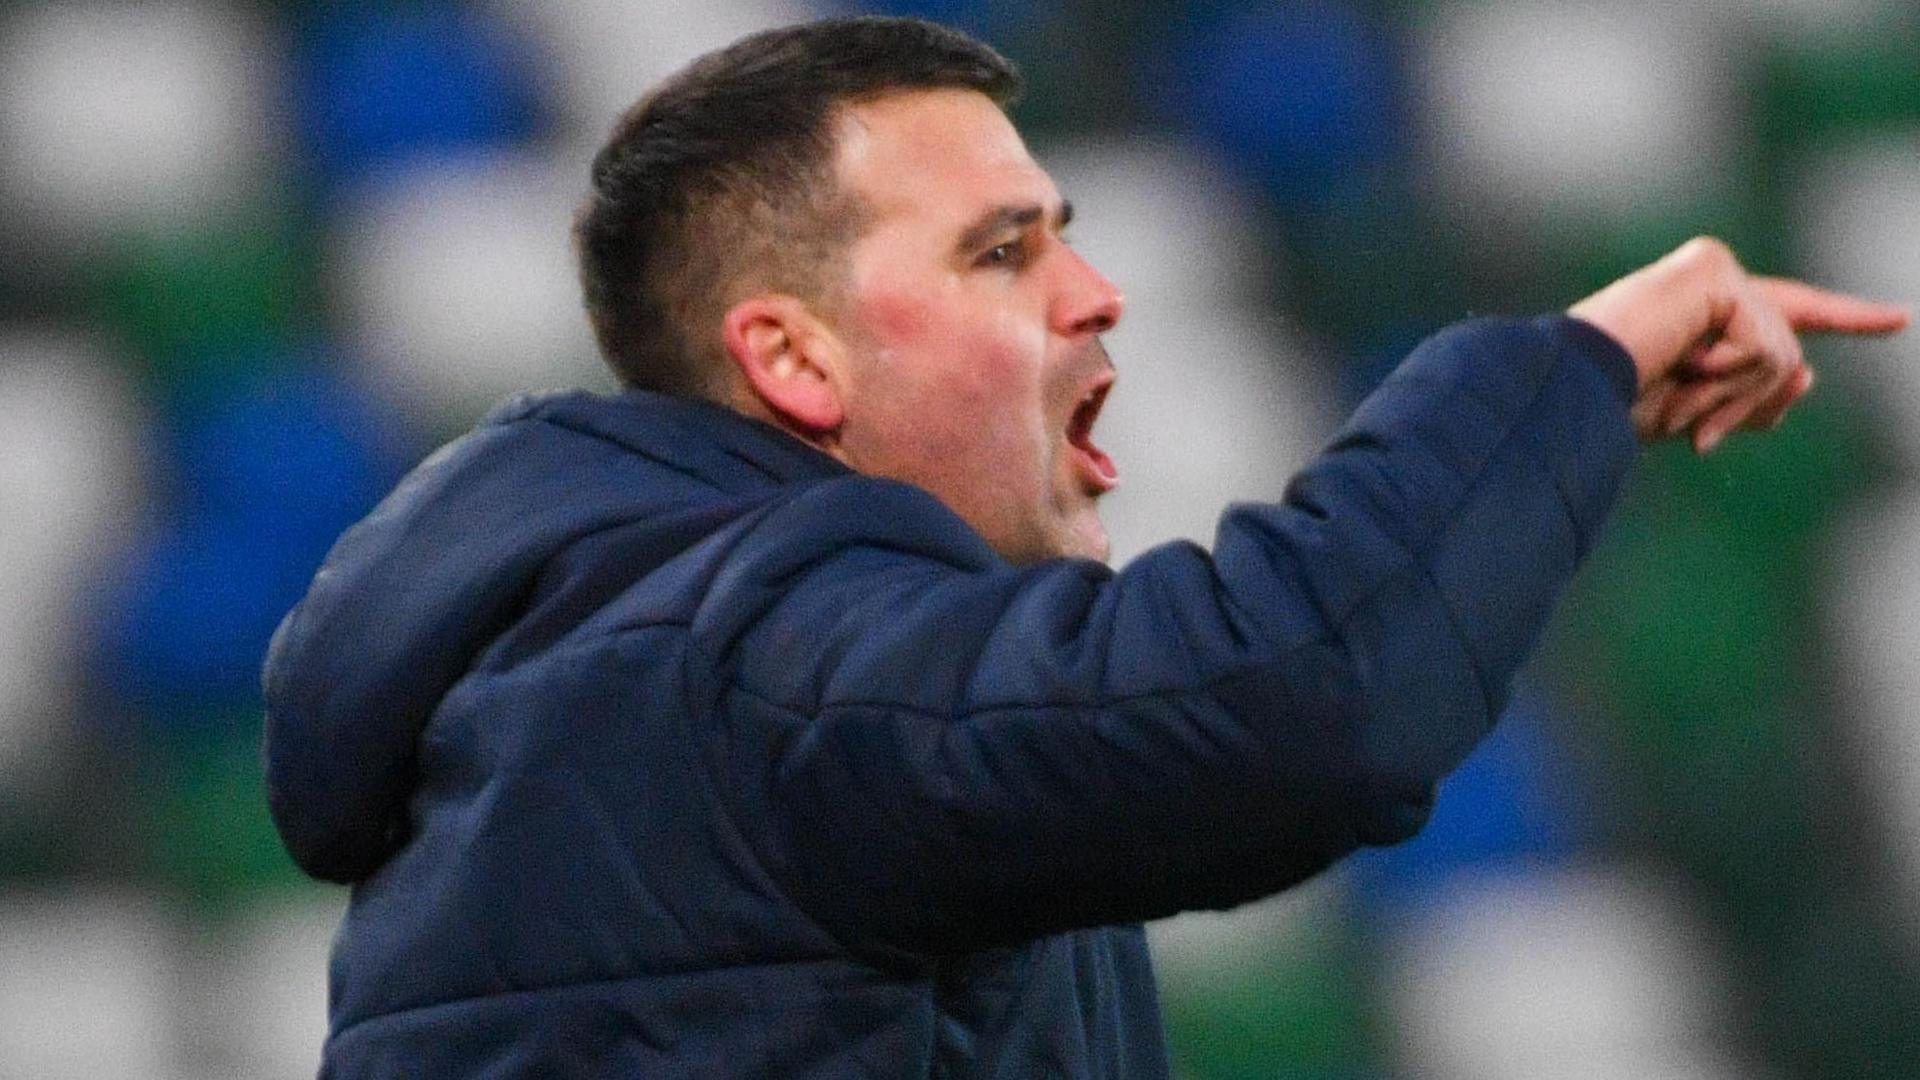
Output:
[263,16,1907,1078]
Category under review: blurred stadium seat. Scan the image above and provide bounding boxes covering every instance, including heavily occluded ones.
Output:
[0,2,1915,1076]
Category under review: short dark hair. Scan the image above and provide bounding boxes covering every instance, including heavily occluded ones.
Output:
[573,17,1022,396]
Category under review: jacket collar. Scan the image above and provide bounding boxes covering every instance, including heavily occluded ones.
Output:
[488,386,851,496]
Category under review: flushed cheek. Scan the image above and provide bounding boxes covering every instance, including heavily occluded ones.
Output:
[851,289,1053,480]
[856,284,936,346]
[920,365,1035,473]
[957,339,1050,452]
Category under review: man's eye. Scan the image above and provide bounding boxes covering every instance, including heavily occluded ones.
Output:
[979,241,1025,269]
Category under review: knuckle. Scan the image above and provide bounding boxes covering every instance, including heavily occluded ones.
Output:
[1679,235,1735,271]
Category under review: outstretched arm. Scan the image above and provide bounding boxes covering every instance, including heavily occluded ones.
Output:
[707,315,1637,960]
[713,241,1907,961]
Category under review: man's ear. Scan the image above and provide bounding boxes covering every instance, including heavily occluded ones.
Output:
[721,295,846,437]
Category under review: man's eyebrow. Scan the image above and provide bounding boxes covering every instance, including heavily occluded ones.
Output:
[954,200,1075,255]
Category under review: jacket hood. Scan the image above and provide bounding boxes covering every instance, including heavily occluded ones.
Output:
[262,387,844,883]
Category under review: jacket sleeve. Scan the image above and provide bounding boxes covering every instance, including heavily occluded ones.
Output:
[688,315,1638,960]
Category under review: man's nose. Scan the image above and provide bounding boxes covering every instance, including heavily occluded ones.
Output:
[1056,248,1126,336]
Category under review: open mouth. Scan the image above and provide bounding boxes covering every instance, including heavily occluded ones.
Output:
[1066,379,1118,492]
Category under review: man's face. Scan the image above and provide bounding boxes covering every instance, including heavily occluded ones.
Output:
[824,88,1125,564]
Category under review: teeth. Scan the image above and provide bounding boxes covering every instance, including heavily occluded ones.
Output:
[1069,385,1106,441]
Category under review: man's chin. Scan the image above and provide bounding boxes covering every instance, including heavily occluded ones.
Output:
[1056,512,1110,565]
[981,500,1110,566]
[989,519,1106,567]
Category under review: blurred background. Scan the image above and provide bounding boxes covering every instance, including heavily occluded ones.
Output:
[1,0,1917,1076]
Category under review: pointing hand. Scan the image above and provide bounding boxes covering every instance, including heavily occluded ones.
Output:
[1568,237,1909,452]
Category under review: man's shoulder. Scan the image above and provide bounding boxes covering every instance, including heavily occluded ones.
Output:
[440,393,1001,676]
[545,471,1003,653]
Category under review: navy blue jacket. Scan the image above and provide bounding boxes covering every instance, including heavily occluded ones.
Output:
[264,315,1637,1077]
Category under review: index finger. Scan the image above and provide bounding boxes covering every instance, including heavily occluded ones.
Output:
[1755,277,1911,335]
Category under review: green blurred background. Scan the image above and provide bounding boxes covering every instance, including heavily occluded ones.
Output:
[0,1,1916,1077]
